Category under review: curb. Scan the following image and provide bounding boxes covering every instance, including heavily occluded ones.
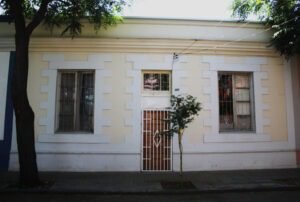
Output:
[1,184,300,195]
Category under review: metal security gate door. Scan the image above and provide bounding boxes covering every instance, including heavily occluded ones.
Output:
[142,110,172,171]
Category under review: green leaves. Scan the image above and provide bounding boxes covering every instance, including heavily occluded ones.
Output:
[232,0,300,58]
[0,0,127,37]
[44,0,127,37]
[168,94,201,135]
[167,94,201,174]
[231,0,270,21]
[269,1,300,57]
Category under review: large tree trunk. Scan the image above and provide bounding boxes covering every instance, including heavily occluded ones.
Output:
[12,31,40,187]
[8,0,51,188]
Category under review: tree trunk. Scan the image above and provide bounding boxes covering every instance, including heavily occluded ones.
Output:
[178,128,184,175]
[12,31,40,187]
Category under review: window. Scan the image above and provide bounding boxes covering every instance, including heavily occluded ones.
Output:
[56,70,94,133]
[143,71,171,92]
[218,72,255,132]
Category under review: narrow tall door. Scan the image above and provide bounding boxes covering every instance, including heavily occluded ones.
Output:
[142,110,172,171]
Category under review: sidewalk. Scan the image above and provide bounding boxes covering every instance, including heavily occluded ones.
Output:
[1,168,300,194]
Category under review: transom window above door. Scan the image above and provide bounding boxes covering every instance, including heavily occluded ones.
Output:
[142,71,171,93]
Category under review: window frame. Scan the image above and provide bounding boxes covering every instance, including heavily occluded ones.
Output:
[218,71,256,133]
[55,70,95,134]
[142,70,172,95]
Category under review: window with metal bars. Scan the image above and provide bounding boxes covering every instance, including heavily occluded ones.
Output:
[56,70,95,133]
[218,72,255,132]
[143,71,171,92]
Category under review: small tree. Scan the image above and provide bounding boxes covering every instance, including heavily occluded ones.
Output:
[169,94,201,175]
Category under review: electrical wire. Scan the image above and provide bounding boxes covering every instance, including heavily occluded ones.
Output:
[177,15,235,55]
[176,0,252,55]
[178,16,298,55]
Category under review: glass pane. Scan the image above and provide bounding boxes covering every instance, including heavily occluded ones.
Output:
[220,114,234,130]
[153,74,160,90]
[79,72,94,132]
[236,115,251,130]
[144,73,160,91]
[236,102,250,115]
[58,73,75,131]
[235,74,249,88]
[58,114,74,131]
[161,74,169,91]
[219,74,234,131]
[235,89,250,101]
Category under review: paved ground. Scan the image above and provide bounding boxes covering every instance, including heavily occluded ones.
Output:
[1,168,300,194]
[2,191,300,202]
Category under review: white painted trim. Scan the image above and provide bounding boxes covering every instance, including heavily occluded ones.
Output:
[174,135,294,153]
[0,52,10,140]
[45,54,112,70]
[126,54,186,170]
[10,153,141,171]
[204,133,271,143]
[11,135,296,154]
[38,134,109,143]
[172,55,188,96]
[9,150,295,171]
[127,55,173,70]
[172,151,296,171]
[253,71,264,134]
[210,70,219,135]
[210,63,261,72]
[38,53,113,144]
[284,59,296,147]
[202,55,271,142]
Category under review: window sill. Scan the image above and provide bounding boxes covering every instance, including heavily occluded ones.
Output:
[204,133,271,143]
[38,133,110,144]
[142,92,171,97]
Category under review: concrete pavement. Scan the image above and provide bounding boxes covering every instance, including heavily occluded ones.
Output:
[1,168,300,194]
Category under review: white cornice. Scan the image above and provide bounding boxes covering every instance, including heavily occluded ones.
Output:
[121,17,264,28]
[0,37,277,57]
[0,18,271,42]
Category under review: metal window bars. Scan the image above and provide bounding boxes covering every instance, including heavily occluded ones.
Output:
[57,71,95,133]
[218,72,254,132]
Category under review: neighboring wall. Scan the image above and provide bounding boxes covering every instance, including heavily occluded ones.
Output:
[291,55,300,166]
[0,52,10,141]
[1,18,296,171]
[0,52,13,171]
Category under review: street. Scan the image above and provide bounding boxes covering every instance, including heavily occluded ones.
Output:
[1,190,300,202]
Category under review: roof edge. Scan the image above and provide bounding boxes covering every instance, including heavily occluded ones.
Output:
[122,16,262,24]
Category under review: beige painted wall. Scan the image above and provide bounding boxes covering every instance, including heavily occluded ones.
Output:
[26,52,289,145]
[261,58,288,141]
[28,53,48,138]
[102,54,133,144]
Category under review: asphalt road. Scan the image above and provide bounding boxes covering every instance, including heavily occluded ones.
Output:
[1,190,300,202]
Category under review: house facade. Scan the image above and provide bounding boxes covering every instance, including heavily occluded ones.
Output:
[0,18,299,171]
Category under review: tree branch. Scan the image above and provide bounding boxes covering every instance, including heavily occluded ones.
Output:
[7,1,26,33]
[26,0,52,36]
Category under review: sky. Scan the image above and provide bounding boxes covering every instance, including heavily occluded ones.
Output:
[122,0,238,20]
[0,0,256,21]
